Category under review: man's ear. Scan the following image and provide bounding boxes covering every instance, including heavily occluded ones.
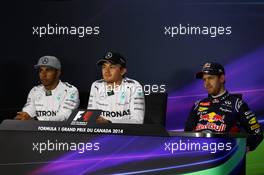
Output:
[56,70,61,78]
[220,74,225,83]
[121,68,127,76]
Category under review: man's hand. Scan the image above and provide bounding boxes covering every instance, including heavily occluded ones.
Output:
[14,112,31,120]
[96,116,111,124]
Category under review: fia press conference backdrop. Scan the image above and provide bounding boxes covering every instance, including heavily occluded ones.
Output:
[1,0,264,130]
[1,0,264,168]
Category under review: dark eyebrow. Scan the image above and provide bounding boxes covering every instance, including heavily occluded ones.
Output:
[102,62,111,66]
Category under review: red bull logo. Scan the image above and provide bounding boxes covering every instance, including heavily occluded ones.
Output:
[197,112,226,132]
[199,112,225,123]
[195,123,226,132]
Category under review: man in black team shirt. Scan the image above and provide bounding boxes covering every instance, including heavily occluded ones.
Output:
[184,62,263,151]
